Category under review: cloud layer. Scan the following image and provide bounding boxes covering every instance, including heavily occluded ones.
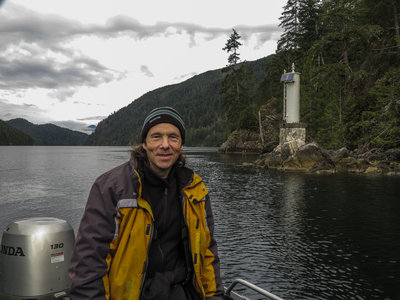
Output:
[0,3,281,96]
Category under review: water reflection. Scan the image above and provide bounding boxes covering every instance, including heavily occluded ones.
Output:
[186,152,400,299]
[0,147,399,299]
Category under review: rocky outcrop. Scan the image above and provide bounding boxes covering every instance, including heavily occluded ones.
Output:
[254,143,400,175]
[219,98,280,153]
[219,129,263,153]
[283,143,335,171]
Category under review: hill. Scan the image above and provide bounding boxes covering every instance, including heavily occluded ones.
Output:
[6,118,88,145]
[86,56,272,146]
[0,120,34,145]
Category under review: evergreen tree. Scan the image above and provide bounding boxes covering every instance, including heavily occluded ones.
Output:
[299,0,384,148]
[278,0,300,51]
[221,29,257,132]
[349,0,400,149]
[222,29,242,66]
[361,69,400,149]
[264,0,400,150]
[297,0,322,55]
[278,0,301,67]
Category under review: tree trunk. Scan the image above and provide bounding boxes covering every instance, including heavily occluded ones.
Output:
[258,110,264,144]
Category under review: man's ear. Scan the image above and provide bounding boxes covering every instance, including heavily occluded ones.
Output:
[142,143,147,151]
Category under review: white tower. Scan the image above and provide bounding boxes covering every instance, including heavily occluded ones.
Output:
[279,64,306,148]
[281,63,300,123]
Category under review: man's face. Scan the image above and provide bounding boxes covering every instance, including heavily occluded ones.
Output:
[143,123,183,178]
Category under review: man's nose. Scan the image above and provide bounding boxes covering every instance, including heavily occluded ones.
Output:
[160,136,170,148]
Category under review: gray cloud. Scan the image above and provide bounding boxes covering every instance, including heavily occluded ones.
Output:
[101,18,281,46]
[0,3,282,101]
[0,4,124,101]
[72,101,105,108]
[173,72,198,82]
[0,4,282,46]
[0,4,281,52]
[0,96,105,132]
[140,65,154,77]
[0,55,117,89]
[52,120,97,133]
[77,116,106,121]
[48,88,77,103]
[0,98,49,123]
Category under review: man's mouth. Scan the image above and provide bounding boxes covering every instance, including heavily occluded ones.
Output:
[157,153,173,158]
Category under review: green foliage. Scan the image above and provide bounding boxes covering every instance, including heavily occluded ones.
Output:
[237,106,258,130]
[362,69,400,149]
[220,63,256,132]
[220,29,258,133]
[278,0,300,53]
[270,0,400,150]
[222,29,242,66]
[0,120,34,145]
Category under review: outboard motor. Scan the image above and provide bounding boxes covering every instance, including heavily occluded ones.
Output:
[0,217,75,299]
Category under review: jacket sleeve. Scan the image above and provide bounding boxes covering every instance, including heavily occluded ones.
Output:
[69,179,117,300]
[204,194,224,300]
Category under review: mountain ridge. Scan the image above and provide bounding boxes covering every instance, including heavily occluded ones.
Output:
[0,120,34,145]
[5,118,88,145]
[86,56,272,146]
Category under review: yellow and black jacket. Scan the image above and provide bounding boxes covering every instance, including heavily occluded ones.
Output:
[69,159,223,300]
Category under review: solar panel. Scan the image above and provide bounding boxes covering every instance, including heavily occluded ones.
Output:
[280,73,295,82]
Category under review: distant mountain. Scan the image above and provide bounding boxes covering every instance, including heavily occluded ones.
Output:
[0,120,34,145]
[6,118,88,145]
[87,125,96,132]
[86,56,272,146]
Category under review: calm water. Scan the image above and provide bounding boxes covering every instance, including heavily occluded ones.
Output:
[0,146,399,299]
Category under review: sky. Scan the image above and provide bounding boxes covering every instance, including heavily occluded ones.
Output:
[0,0,286,133]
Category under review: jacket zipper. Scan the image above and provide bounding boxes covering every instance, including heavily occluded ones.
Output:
[181,184,207,298]
[138,217,154,300]
[164,187,168,230]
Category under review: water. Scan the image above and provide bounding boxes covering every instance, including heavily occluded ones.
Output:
[1,146,399,299]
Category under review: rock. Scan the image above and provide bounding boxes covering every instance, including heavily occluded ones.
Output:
[247,140,399,175]
[388,162,400,174]
[294,143,324,164]
[280,140,305,160]
[281,156,301,169]
[280,143,292,160]
[220,98,281,154]
[219,129,263,153]
[261,152,283,168]
[364,166,381,175]
[359,148,385,161]
[259,98,280,151]
[330,147,349,162]
[334,156,370,173]
[282,142,335,171]
[384,149,400,162]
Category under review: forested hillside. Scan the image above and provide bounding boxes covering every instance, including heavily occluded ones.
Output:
[86,57,271,146]
[6,118,88,145]
[0,120,34,145]
[267,0,400,150]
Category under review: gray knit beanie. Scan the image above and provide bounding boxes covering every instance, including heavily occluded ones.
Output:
[141,107,185,144]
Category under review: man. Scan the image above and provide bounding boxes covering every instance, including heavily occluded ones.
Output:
[69,107,224,300]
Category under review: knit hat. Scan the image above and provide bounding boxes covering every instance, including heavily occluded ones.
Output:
[141,107,186,144]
